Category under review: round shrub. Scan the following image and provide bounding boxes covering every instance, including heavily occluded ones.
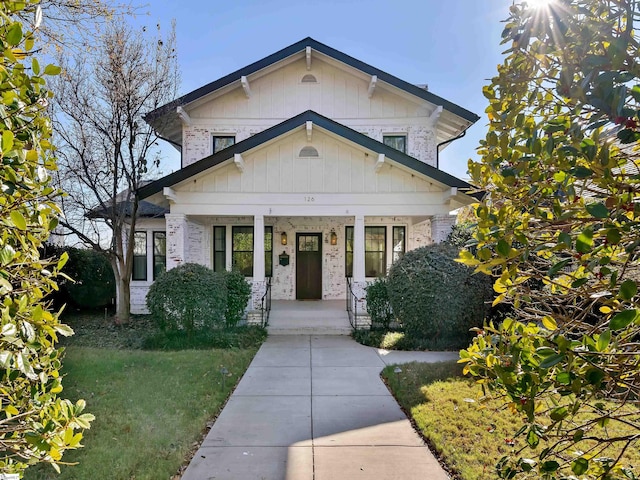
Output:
[223,270,251,327]
[386,243,493,349]
[146,263,226,333]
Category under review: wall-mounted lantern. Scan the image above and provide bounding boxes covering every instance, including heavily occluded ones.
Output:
[279,251,290,266]
[281,231,287,245]
[330,229,337,245]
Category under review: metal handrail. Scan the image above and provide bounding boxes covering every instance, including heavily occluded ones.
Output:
[345,276,359,330]
[260,277,272,328]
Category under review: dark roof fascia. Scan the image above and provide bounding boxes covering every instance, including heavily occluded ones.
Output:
[138,110,475,200]
[144,37,480,124]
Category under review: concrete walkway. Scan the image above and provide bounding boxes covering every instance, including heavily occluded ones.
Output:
[181,335,458,480]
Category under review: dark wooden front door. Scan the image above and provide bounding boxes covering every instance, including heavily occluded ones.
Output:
[296,233,322,299]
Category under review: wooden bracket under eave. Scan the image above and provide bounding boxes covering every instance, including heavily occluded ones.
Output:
[176,106,191,126]
[163,186,178,203]
[428,105,443,128]
[306,46,312,70]
[442,187,457,203]
[368,75,378,98]
[241,76,251,98]
[374,153,385,173]
[306,121,313,141]
[234,153,245,173]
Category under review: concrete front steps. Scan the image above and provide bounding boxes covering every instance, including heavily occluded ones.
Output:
[267,300,352,335]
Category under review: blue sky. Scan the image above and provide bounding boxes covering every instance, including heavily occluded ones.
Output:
[142,0,513,179]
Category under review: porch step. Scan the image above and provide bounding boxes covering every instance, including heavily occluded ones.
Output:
[267,300,352,336]
[268,325,352,335]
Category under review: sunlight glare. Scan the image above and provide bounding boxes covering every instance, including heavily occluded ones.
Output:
[525,0,557,8]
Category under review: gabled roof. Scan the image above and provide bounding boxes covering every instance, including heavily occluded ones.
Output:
[138,110,476,200]
[144,37,479,126]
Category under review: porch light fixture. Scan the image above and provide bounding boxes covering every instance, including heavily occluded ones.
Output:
[281,231,287,245]
[330,229,337,245]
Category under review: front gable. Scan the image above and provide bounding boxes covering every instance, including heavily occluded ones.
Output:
[179,128,439,195]
[145,37,479,155]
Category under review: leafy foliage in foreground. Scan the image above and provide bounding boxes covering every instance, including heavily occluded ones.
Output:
[387,244,493,349]
[383,361,639,480]
[0,2,92,474]
[459,1,640,478]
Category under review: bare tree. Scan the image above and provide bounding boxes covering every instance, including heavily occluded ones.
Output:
[52,20,179,323]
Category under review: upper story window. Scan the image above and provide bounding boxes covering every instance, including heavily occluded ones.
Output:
[383,135,406,153]
[213,135,235,154]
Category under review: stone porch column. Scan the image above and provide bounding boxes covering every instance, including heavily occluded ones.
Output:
[353,214,365,282]
[165,213,188,270]
[431,214,456,243]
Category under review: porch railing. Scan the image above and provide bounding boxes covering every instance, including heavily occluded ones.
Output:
[346,276,359,330]
[260,277,272,328]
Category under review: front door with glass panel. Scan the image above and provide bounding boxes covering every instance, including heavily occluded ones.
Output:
[296,233,322,299]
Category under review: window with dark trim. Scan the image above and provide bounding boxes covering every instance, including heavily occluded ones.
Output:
[345,226,387,277]
[213,135,235,154]
[153,232,166,280]
[345,226,353,277]
[392,226,406,263]
[264,226,273,277]
[132,231,147,281]
[383,135,406,153]
[213,226,226,273]
[231,226,273,277]
[365,226,387,277]
[232,226,253,276]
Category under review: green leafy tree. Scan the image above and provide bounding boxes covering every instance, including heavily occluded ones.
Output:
[459,1,639,478]
[0,1,92,475]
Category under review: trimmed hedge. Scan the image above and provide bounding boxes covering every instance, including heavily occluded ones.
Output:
[386,243,493,349]
[146,263,251,333]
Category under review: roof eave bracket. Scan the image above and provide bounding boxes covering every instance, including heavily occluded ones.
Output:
[306,46,312,70]
[368,75,377,98]
[241,76,252,98]
[234,153,245,173]
[374,153,385,173]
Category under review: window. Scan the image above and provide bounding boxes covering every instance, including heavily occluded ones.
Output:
[383,135,406,153]
[132,232,147,281]
[345,226,354,277]
[345,226,387,277]
[231,226,273,277]
[392,226,406,263]
[213,135,235,154]
[264,227,273,277]
[153,232,166,280]
[213,226,226,273]
[232,226,253,276]
[365,226,386,277]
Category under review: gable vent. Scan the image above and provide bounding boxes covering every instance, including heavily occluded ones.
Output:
[299,146,319,157]
[301,74,318,83]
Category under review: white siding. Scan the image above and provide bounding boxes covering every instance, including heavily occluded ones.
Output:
[182,57,438,167]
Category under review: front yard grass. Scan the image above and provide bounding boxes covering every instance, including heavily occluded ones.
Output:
[382,361,639,480]
[24,311,264,480]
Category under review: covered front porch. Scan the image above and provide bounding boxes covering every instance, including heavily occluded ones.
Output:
[163,211,456,327]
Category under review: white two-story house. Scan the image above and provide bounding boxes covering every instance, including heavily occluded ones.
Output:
[132,37,479,322]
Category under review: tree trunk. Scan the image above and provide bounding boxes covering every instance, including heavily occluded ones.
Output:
[111,259,131,325]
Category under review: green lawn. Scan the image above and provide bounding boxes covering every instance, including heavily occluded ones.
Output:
[24,312,264,480]
[382,361,639,480]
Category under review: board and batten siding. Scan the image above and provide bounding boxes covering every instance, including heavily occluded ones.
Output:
[183,57,438,168]
[180,129,438,196]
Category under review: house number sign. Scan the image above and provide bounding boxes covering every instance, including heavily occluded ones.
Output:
[304,196,315,202]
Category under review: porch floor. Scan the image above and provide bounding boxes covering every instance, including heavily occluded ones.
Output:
[267,300,352,335]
